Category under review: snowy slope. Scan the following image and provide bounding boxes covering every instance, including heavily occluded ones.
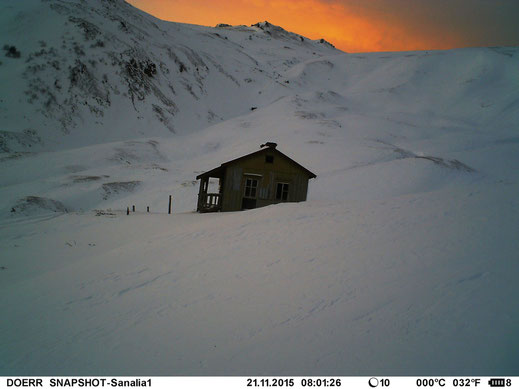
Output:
[2,46,518,218]
[1,0,519,377]
[2,185,518,375]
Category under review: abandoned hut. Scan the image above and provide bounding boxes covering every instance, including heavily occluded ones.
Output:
[196,142,316,212]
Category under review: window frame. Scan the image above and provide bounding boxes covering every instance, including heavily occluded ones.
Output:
[244,177,259,198]
[275,182,289,201]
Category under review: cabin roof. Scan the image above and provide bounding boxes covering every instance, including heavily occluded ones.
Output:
[196,144,317,180]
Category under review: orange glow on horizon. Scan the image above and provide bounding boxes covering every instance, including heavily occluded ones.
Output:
[126,0,464,53]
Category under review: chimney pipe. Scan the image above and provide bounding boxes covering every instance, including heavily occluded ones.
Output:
[260,142,277,149]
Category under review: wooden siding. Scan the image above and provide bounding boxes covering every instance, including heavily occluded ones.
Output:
[220,148,313,212]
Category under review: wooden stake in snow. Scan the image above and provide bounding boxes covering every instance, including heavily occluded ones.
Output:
[126,207,129,215]
[168,195,172,214]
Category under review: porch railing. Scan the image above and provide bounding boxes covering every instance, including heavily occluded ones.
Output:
[198,193,222,212]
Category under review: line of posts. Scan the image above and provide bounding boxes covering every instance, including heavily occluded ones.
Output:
[125,195,172,215]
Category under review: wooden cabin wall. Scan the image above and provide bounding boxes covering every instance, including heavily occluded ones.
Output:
[220,150,312,211]
[221,166,242,211]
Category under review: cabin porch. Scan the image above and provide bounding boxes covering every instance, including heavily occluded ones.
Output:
[196,167,225,213]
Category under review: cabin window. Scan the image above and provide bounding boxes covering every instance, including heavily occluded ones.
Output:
[276,183,289,201]
[265,155,274,163]
[244,178,258,198]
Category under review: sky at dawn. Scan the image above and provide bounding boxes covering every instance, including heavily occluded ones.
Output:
[127,0,519,52]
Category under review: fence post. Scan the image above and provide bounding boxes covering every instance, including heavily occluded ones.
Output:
[132,205,135,212]
[147,206,149,213]
[168,195,172,214]
[126,206,129,215]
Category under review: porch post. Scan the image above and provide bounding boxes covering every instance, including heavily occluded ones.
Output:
[197,177,209,212]
[197,177,204,212]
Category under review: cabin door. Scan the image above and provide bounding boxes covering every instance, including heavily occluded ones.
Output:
[241,177,258,210]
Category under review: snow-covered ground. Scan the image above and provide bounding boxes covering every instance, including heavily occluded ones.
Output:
[2,188,518,375]
[1,0,518,376]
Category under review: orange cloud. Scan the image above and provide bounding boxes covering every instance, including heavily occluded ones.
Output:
[126,0,497,52]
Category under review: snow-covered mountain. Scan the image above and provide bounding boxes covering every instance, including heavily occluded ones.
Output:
[0,0,335,151]
[1,0,518,376]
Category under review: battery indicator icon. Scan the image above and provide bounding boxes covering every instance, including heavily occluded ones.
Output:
[488,378,506,387]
